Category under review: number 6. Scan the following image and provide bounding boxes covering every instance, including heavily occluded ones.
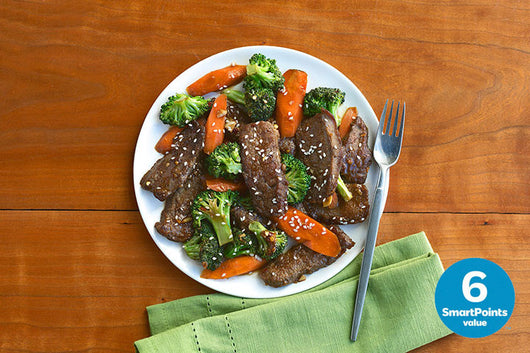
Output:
[462,271,487,303]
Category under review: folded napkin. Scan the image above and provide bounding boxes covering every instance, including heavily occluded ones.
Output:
[135,232,451,352]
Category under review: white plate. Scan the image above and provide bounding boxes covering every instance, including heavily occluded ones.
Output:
[133,45,379,298]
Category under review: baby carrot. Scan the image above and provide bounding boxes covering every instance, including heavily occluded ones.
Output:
[200,256,265,279]
[204,94,227,154]
[154,126,184,154]
[273,206,341,257]
[187,65,247,96]
[274,69,307,138]
[339,107,358,139]
[205,178,247,192]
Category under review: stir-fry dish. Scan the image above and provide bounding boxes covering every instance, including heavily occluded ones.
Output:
[140,53,373,287]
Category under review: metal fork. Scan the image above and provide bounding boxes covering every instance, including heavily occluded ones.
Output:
[350,100,406,341]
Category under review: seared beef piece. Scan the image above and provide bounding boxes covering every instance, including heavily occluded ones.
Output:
[154,167,206,242]
[259,225,355,287]
[279,137,295,155]
[140,121,205,201]
[224,101,251,142]
[342,115,372,184]
[239,121,289,217]
[303,183,370,224]
[295,110,342,203]
[327,225,356,256]
[230,205,273,230]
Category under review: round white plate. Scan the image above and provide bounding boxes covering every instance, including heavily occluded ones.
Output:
[133,45,379,298]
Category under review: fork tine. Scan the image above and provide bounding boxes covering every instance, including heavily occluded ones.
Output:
[378,100,388,135]
[398,102,406,138]
[392,101,401,136]
[385,100,394,135]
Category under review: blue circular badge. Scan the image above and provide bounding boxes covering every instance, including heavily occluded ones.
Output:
[435,258,514,338]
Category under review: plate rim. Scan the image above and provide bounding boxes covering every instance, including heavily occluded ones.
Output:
[133,45,379,298]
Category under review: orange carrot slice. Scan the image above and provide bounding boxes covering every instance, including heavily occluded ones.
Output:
[339,107,358,139]
[204,94,227,154]
[154,126,184,154]
[206,178,247,192]
[200,256,265,279]
[275,69,308,138]
[273,206,341,257]
[187,65,247,96]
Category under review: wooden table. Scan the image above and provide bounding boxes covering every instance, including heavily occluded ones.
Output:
[1,1,528,351]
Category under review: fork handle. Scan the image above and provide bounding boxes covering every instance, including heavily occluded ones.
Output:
[350,167,389,341]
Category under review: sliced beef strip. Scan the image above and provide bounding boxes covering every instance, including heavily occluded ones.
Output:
[278,137,295,155]
[327,225,356,256]
[140,120,205,201]
[224,101,251,142]
[239,121,289,218]
[231,205,275,231]
[295,110,342,203]
[231,205,264,230]
[259,225,355,287]
[303,183,370,224]
[341,115,372,184]
[154,167,206,242]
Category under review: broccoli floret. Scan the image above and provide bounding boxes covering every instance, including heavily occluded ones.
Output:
[245,53,284,92]
[223,82,276,122]
[191,190,238,247]
[237,195,255,210]
[281,153,311,205]
[205,142,242,180]
[200,232,224,271]
[223,229,257,259]
[159,93,210,127]
[244,85,276,121]
[303,87,346,126]
[183,233,202,261]
[184,222,224,270]
[222,87,245,105]
[248,221,288,260]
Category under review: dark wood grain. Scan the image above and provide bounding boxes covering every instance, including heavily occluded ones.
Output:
[0,0,528,352]
[0,0,528,212]
[0,211,527,352]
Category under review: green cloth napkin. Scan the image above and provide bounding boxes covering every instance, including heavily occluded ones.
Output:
[135,232,451,352]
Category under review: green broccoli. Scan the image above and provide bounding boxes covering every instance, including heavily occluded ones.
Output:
[199,229,224,271]
[205,142,242,180]
[248,221,288,260]
[245,53,285,92]
[184,222,224,270]
[223,83,276,122]
[222,87,245,105]
[303,87,346,126]
[160,93,210,127]
[281,153,311,204]
[191,190,238,247]
[222,229,257,259]
[244,85,276,121]
[183,233,202,261]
